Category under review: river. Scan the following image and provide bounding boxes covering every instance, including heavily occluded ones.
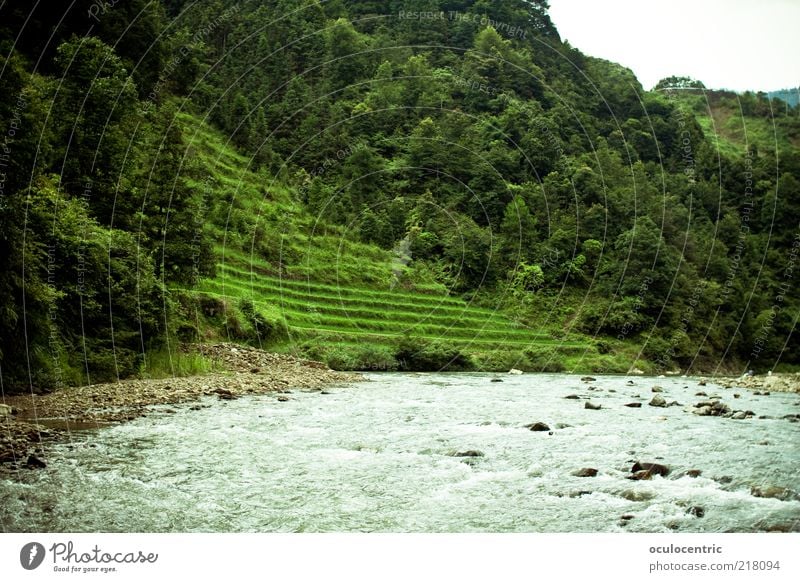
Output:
[2,373,798,532]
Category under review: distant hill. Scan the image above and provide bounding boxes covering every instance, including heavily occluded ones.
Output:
[768,88,800,108]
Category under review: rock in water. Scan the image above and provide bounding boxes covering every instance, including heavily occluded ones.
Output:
[572,468,598,477]
[581,376,597,382]
[563,394,580,399]
[631,462,670,477]
[686,469,702,478]
[649,395,667,407]
[490,377,503,383]
[624,402,642,408]
[584,401,601,410]
[751,486,799,501]
[651,386,664,393]
[26,455,47,469]
[526,422,551,432]
[452,450,484,458]
[687,506,705,518]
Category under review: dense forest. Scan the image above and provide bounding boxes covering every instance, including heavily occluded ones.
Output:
[1,0,798,392]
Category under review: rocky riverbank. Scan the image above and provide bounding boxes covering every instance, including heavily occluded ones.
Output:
[1,343,362,471]
[713,372,800,394]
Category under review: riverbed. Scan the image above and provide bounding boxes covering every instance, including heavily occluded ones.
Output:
[2,373,798,532]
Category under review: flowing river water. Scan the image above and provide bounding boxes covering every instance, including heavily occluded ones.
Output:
[2,373,799,532]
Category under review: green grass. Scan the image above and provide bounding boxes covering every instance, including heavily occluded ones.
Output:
[140,346,217,379]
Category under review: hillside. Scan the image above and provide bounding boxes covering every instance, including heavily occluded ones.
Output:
[1,0,798,392]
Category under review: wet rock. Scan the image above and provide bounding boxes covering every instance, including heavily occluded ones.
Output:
[608,389,616,393]
[624,402,642,408]
[276,396,290,402]
[695,391,707,396]
[693,405,712,416]
[26,455,47,469]
[667,401,681,407]
[648,395,667,407]
[563,394,580,399]
[628,470,653,481]
[581,376,596,382]
[698,380,707,386]
[555,423,573,429]
[733,393,740,398]
[687,506,705,518]
[716,476,733,485]
[731,411,747,420]
[526,422,551,432]
[631,462,670,477]
[651,386,664,393]
[751,486,799,501]
[584,401,601,410]
[572,468,598,477]
[626,380,635,386]
[620,489,655,502]
[620,514,635,521]
[490,378,503,383]
[214,388,237,401]
[686,469,702,478]
[452,450,484,458]
[567,490,593,498]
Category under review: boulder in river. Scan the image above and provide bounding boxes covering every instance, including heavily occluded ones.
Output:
[526,422,551,432]
[651,386,664,393]
[648,395,667,407]
[26,455,47,469]
[624,402,642,408]
[572,468,598,477]
[563,394,580,399]
[620,489,655,502]
[731,411,747,420]
[630,462,670,479]
[685,469,702,478]
[584,401,601,410]
[687,506,705,518]
[452,450,484,458]
[490,377,503,383]
[751,485,799,501]
[581,376,597,382]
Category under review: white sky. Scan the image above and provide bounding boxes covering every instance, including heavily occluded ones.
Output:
[547,0,800,92]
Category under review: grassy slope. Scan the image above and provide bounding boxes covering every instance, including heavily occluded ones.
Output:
[173,111,646,373]
[682,92,800,156]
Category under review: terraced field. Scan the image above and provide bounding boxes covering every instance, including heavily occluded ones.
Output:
[188,259,581,350]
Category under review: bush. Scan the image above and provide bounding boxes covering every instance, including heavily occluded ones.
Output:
[238,298,289,345]
[523,347,566,372]
[395,337,474,371]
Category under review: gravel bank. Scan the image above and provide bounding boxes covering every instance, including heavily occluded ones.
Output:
[1,343,363,471]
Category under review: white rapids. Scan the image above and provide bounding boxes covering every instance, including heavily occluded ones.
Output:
[2,373,798,532]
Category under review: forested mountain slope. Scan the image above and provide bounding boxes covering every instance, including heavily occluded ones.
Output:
[1,0,797,391]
